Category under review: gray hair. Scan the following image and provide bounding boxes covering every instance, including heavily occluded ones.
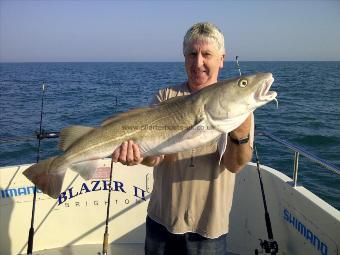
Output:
[183,22,225,55]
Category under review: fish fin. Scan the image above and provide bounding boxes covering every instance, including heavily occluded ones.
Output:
[158,94,189,106]
[70,159,102,180]
[217,133,228,165]
[101,108,152,127]
[182,119,207,139]
[59,125,95,151]
[23,156,66,199]
[206,111,250,133]
[101,95,189,127]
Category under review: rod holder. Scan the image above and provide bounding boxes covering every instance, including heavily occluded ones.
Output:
[293,152,300,187]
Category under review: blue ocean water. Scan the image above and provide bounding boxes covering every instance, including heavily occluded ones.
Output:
[0,62,339,209]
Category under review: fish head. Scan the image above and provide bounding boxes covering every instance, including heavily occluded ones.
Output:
[206,73,277,119]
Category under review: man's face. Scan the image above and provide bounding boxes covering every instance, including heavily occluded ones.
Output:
[185,39,224,92]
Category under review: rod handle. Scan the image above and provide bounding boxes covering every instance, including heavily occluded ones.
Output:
[102,231,109,255]
[27,227,34,254]
[265,212,274,240]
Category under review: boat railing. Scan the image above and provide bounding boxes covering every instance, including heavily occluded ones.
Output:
[256,130,340,187]
[26,129,340,188]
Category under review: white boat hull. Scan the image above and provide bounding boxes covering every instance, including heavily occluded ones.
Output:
[229,163,340,255]
[1,161,339,254]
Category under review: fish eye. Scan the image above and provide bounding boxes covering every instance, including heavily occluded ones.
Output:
[238,79,248,88]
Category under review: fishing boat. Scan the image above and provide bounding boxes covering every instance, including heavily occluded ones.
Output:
[0,130,339,255]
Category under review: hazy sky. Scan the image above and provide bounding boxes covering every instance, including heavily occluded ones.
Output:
[1,0,340,62]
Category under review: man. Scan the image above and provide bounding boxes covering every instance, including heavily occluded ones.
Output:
[112,22,254,255]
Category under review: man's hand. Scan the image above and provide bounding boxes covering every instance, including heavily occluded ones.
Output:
[112,140,143,166]
[112,140,164,167]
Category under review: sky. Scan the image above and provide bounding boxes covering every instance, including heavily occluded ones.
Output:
[1,0,340,62]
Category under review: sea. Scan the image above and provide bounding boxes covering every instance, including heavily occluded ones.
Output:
[0,61,339,210]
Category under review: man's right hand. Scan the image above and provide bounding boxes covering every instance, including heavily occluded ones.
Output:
[112,140,164,167]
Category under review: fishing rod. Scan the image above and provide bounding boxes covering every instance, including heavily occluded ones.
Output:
[102,157,114,255]
[235,55,242,76]
[254,145,278,255]
[234,56,278,254]
[102,95,119,254]
[0,131,59,143]
[27,84,45,255]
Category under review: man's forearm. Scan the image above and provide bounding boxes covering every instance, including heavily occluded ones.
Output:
[222,114,253,173]
[222,138,253,173]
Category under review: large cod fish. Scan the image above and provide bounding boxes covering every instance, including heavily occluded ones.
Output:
[23,73,277,198]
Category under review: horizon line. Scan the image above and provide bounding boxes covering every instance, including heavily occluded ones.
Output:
[1,60,340,64]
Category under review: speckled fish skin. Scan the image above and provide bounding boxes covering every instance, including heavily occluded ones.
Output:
[23,73,277,198]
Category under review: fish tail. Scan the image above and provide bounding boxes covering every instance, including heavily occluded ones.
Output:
[23,156,66,199]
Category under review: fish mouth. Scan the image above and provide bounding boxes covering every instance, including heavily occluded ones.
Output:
[256,76,277,102]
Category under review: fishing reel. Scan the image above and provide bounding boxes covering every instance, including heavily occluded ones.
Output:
[255,239,278,255]
[35,130,60,140]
